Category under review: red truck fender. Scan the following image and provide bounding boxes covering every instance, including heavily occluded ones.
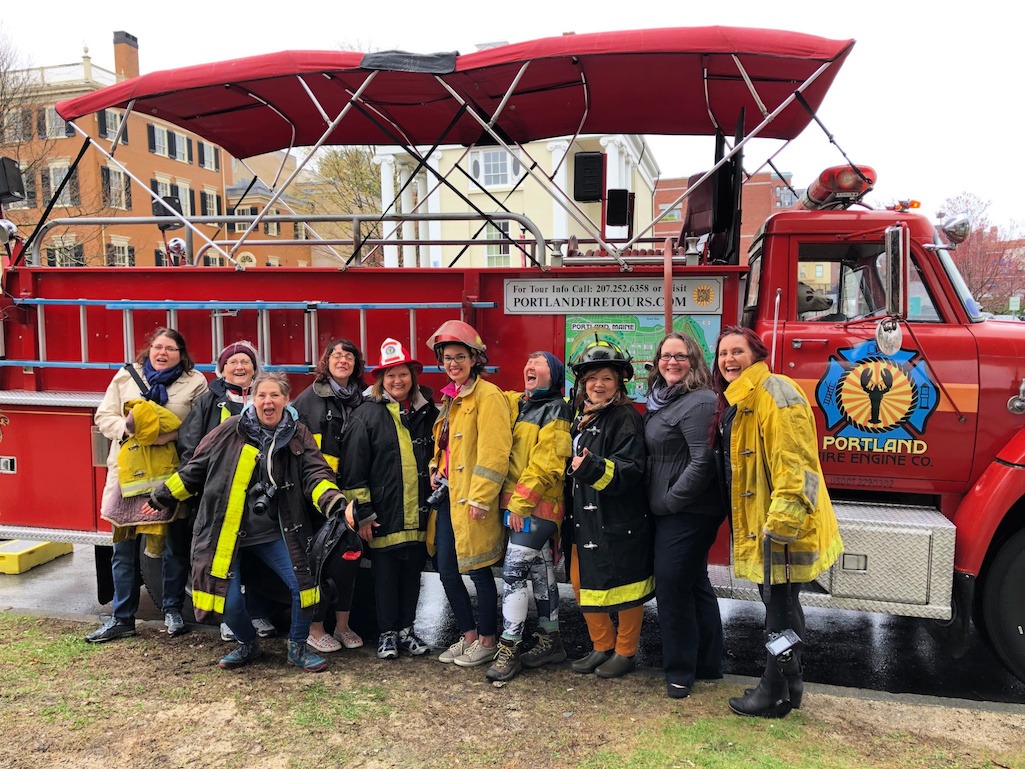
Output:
[951,427,1025,575]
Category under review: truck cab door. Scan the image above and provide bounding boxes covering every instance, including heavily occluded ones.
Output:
[778,239,979,495]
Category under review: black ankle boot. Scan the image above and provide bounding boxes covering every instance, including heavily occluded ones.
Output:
[728,678,791,719]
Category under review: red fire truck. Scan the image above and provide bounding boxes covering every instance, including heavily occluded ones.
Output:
[2,27,1024,683]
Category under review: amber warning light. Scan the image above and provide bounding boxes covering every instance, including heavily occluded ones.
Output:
[799,165,877,210]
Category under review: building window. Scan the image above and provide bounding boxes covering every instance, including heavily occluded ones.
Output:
[266,255,281,267]
[774,185,799,208]
[237,252,257,267]
[201,189,221,217]
[2,109,33,144]
[106,239,134,267]
[263,214,279,236]
[293,222,308,240]
[485,221,511,266]
[97,109,128,144]
[815,264,824,279]
[46,238,83,267]
[198,141,220,171]
[152,125,167,156]
[177,183,191,216]
[470,149,521,188]
[45,162,77,206]
[42,106,71,139]
[172,132,190,163]
[232,206,255,233]
[101,166,131,210]
[658,202,682,223]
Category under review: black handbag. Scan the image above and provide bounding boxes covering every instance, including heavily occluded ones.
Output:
[307,500,362,588]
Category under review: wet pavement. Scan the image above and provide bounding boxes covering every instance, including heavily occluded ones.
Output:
[3,544,1024,705]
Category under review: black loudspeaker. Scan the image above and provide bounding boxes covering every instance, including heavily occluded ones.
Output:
[607,188,633,227]
[152,195,183,231]
[574,152,603,202]
[0,157,26,205]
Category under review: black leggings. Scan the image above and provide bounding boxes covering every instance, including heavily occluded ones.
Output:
[312,551,361,621]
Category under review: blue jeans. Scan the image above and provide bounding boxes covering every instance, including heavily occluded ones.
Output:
[111,538,142,622]
[433,500,498,637]
[223,538,310,644]
[161,517,191,613]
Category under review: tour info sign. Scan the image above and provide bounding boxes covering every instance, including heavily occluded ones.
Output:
[504,277,724,401]
[503,277,723,315]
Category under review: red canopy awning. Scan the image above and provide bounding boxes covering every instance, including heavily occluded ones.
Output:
[57,26,854,158]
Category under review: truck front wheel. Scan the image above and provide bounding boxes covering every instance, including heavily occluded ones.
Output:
[980,528,1025,683]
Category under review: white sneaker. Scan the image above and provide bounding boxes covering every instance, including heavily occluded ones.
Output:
[219,622,235,642]
[453,639,498,668]
[251,617,276,638]
[438,637,469,664]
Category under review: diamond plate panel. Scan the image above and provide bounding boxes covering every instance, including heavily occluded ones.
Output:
[0,390,104,408]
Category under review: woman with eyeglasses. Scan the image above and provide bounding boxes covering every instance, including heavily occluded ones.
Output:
[426,320,512,669]
[86,327,208,644]
[293,339,368,653]
[643,332,727,699]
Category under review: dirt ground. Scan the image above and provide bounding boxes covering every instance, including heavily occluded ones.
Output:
[1,614,1023,769]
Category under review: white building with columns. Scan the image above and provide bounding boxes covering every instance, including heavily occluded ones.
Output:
[373,134,659,268]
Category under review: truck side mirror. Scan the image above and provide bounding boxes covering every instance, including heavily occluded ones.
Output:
[883,225,908,318]
[879,225,909,355]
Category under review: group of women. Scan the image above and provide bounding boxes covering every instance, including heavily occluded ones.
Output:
[85,319,840,719]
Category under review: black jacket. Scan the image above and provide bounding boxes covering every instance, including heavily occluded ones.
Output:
[643,388,726,519]
[566,402,654,613]
[292,380,364,473]
[339,386,438,551]
[177,378,247,464]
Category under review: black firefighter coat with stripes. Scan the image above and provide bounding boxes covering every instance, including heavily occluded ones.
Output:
[566,402,655,613]
[151,414,345,621]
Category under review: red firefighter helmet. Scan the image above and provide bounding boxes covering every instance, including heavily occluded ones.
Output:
[426,320,486,356]
[372,337,423,377]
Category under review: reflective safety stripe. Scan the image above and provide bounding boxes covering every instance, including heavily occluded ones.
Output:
[211,444,259,579]
[192,589,225,615]
[300,585,321,609]
[341,485,371,505]
[311,479,340,513]
[165,472,192,501]
[369,528,426,550]
[219,405,232,423]
[312,434,339,471]
[591,458,615,491]
[579,574,655,610]
[389,402,421,532]
[473,464,505,485]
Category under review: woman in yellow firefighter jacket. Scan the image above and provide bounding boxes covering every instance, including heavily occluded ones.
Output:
[339,339,439,660]
[148,372,347,673]
[565,340,654,680]
[711,326,842,719]
[485,351,573,683]
[427,320,513,668]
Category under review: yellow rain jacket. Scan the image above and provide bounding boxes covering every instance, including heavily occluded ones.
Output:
[428,376,512,573]
[116,399,182,498]
[723,361,843,584]
[500,390,572,528]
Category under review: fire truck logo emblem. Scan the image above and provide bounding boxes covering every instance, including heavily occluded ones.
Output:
[816,340,938,439]
[691,284,716,307]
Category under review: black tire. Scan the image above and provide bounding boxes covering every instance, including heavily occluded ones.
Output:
[980,528,1025,683]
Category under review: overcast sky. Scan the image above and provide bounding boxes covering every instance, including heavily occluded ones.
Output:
[2,1,1021,229]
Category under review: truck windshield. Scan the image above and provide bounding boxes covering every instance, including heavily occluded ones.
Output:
[933,236,985,321]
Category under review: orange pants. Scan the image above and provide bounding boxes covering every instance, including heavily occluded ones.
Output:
[570,545,643,657]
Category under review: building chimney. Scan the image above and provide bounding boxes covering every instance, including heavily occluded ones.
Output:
[113,31,139,81]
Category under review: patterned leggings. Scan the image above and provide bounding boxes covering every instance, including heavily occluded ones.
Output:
[500,516,560,642]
